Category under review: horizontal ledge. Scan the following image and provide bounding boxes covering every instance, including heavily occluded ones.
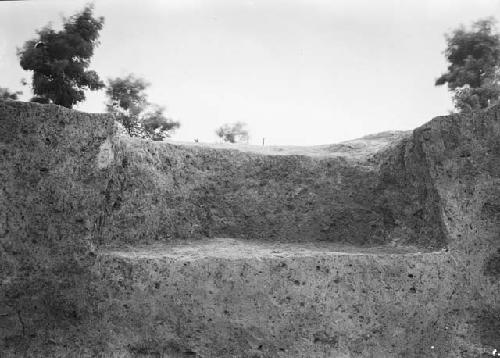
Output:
[99,238,444,261]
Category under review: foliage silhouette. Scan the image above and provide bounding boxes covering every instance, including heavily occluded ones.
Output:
[215,122,249,143]
[436,18,500,112]
[105,74,180,140]
[17,5,105,108]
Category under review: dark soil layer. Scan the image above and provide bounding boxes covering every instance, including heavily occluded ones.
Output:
[1,101,499,357]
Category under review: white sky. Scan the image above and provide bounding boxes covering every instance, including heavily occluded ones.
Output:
[2,0,500,145]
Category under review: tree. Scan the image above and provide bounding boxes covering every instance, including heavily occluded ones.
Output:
[17,5,105,108]
[215,122,249,143]
[435,17,500,112]
[105,74,180,140]
[105,75,148,136]
[141,105,180,141]
[0,87,22,101]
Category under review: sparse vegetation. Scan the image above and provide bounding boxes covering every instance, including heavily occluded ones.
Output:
[215,122,249,143]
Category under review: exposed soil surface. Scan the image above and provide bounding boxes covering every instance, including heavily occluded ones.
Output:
[104,237,434,259]
[1,101,499,357]
[164,130,411,161]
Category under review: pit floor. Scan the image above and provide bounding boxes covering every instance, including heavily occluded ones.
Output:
[101,237,442,261]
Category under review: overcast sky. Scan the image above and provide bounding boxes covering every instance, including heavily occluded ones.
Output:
[2,0,500,145]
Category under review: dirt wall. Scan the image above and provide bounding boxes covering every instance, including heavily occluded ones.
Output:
[0,101,498,357]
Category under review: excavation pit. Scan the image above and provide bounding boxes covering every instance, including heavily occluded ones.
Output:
[1,101,499,357]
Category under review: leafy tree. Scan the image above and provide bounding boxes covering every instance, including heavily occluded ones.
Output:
[17,5,105,108]
[0,87,22,100]
[215,122,249,143]
[141,105,180,141]
[435,17,500,112]
[105,74,180,140]
[105,75,148,135]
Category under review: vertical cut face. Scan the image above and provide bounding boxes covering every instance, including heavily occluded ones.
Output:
[93,127,447,250]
